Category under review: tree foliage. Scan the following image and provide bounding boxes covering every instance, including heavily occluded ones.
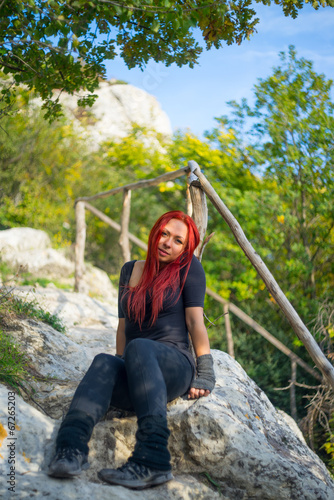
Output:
[1,0,333,119]
[226,46,334,311]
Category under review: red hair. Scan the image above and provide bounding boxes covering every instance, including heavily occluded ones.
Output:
[126,211,200,328]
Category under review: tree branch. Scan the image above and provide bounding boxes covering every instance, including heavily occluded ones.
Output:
[0,59,27,72]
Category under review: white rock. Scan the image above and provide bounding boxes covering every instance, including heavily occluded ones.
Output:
[3,248,74,277]
[0,227,51,254]
[57,80,172,146]
[0,227,117,302]
[15,287,118,329]
[0,385,225,500]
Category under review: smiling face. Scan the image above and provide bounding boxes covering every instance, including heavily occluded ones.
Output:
[157,218,188,266]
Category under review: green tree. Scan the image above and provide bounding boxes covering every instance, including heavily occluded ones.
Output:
[226,46,334,311]
[1,0,333,119]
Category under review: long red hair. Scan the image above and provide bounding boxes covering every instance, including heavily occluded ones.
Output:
[126,211,200,328]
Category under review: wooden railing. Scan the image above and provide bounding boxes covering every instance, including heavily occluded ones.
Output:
[74,160,334,402]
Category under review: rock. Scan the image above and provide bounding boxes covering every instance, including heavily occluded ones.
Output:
[1,285,333,500]
[0,387,223,499]
[5,247,74,278]
[58,80,172,145]
[14,286,118,329]
[0,227,117,302]
[0,227,51,254]
[6,289,119,418]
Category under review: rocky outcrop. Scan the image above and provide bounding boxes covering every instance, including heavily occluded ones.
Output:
[0,286,333,499]
[31,80,172,147]
[0,227,116,302]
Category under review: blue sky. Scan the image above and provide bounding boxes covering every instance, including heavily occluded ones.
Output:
[105,3,334,137]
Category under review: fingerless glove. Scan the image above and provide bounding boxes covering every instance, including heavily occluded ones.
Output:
[191,354,215,392]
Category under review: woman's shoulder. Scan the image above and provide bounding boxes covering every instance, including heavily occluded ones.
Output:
[121,259,137,272]
[121,260,145,288]
[120,260,137,281]
[189,255,205,273]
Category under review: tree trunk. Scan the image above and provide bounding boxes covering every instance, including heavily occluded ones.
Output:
[119,189,131,263]
[187,165,208,258]
[224,304,235,359]
[74,201,86,293]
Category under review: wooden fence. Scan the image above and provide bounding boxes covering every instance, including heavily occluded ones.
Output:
[74,160,334,411]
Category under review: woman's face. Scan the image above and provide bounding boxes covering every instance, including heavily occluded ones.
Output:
[158,218,188,265]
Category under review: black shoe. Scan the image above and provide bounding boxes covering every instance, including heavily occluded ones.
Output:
[98,460,173,490]
[47,448,89,478]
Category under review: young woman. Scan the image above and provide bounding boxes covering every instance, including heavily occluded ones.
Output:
[48,210,215,490]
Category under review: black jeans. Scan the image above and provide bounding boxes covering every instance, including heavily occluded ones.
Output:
[56,338,193,470]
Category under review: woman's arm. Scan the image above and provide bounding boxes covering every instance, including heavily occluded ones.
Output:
[185,307,213,399]
[185,307,210,357]
[116,318,126,356]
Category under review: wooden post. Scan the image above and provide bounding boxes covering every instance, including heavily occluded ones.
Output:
[119,189,131,263]
[224,304,235,358]
[190,160,334,391]
[186,171,193,216]
[290,360,297,421]
[74,201,86,293]
[187,162,207,258]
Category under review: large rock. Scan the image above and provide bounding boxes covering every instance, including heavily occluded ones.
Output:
[28,80,172,149]
[0,387,223,500]
[0,227,117,302]
[60,81,172,143]
[0,227,51,253]
[0,287,333,499]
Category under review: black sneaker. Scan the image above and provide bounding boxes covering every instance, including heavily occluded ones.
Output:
[98,460,173,490]
[47,448,89,478]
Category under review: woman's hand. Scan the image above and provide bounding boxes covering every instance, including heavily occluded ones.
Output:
[185,309,216,400]
[188,387,211,399]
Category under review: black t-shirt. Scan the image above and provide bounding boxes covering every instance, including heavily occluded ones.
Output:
[118,255,206,371]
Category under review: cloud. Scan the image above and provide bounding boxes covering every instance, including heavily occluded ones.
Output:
[256,5,334,38]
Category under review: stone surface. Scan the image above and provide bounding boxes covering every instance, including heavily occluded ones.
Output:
[1,285,334,499]
[0,227,116,302]
[0,227,51,254]
[0,386,224,500]
[28,79,172,150]
[60,81,172,144]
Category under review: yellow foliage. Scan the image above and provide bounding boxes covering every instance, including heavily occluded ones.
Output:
[269,294,277,304]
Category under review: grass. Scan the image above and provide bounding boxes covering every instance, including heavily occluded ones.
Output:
[0,286,66,333]
[201,472,223,496]
[20,275,70,290]
[0,259,66,392]
[0,329,31,392]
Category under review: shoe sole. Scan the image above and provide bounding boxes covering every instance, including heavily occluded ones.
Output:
[48,461,90,478]
[97,469,173,490]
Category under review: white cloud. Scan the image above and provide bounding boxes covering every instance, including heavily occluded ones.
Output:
[256,4,334,37]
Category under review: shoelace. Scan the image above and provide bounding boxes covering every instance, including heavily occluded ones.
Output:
[117,461,149,478]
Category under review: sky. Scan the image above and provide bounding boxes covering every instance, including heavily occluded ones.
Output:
[104,3,334,137]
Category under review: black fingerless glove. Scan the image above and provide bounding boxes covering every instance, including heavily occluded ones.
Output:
[191,354,216,392]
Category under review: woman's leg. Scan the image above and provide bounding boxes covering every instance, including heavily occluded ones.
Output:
[124,337,193,418]
[55,353,132,453]
[99,338,193,488]
[48,353,133,477]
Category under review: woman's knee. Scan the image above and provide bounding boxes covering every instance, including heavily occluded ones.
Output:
[124,338,154,360]
[90,352,115,372]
